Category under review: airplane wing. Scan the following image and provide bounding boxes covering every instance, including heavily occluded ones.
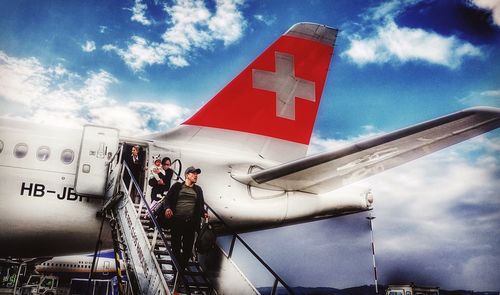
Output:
[232,107,500,194]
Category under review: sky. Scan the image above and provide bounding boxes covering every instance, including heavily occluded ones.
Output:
[1,0,500,292]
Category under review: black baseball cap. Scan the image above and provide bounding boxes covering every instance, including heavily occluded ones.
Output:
[185,166,201,174]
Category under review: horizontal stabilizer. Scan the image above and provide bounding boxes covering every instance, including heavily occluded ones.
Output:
[232,107,500,194]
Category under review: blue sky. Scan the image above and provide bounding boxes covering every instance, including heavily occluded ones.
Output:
[1,0,499,291]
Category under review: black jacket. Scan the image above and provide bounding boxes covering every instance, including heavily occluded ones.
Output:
[162,182,206,225]
[124,154,143,186]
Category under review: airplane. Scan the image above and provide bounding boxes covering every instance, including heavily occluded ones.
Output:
[34,249,125,280]
[0,22,499,258]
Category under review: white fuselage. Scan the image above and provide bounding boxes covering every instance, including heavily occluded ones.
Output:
[0,120,109,257]
[35,251,125,279]
[0,119,371,257]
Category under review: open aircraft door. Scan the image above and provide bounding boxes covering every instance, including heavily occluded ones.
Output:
[75,125,119,197]
[104,143,123,200]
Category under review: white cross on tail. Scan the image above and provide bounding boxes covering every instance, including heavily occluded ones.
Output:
[252,52,316,120]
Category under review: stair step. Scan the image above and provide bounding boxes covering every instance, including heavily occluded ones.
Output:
[161,269,206,277]
[153,240,171,247]
[185,281,212,288]
[147,232,171,239]
[156,259,198,267]
[156,259,172,264]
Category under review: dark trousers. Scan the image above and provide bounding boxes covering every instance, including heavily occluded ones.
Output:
[171,217,196,270]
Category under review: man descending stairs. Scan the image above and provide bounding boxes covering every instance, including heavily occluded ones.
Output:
[109,161,216,295]
[107,157,289,295]
[139,205,214,294]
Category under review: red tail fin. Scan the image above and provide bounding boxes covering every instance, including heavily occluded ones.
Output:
[184,23,337,145]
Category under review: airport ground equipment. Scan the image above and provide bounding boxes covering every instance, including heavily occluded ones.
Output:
[18,275,68,295]
[104,145,294,294]
[386,284,439,295]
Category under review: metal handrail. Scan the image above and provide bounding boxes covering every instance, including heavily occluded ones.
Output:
[125,159,293,294]
[162,161,293,294]
[204,202,295,295]
[106,144,123,166]
[171,158,182,181]
[121,162,188,294]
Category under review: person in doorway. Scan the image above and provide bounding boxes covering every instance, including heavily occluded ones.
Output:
[124,145,145,202]
[148,157,173,203]
[162,166,208,270]
[128,145,143,183]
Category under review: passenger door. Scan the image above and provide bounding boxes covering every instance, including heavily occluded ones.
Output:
[75,125,119,197]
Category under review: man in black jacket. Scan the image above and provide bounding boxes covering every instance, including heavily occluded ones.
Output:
[163,166,208,270]
[124,145,144,202]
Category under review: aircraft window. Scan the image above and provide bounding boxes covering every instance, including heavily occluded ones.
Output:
[0,140,3,153]
[61,149,74,164]
[14,143,28,158]
[36,146,50,161]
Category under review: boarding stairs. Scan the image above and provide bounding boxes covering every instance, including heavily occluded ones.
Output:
[103,161,215,295]
[102,145,295,295]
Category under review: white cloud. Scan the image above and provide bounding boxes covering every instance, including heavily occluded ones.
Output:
[131,0,152,26]
[282,124,500,290]
[343,21,482,69]
[308,130,383,155]
[459,88,500,107]
[461,255,500,290]
[208,0,246,45]
[480,89,500,97]
[79,70,118,106]
[82,40,96,52]
[103,36,169,71]
[365,0,419,22]
[343,1,484,69]
[163,0,213,50]
[254,14,277,26]
[0,51,57,106]
[0,51,192,136]
[308,134,353,155]
[471,0,500,27]
[129,101,191,128]
[107,0,247,71]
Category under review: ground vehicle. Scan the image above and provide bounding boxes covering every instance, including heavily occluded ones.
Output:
[386,284,440,295]
[69,278,115,295]
[19,275,67,295]
[19,274,41,295]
